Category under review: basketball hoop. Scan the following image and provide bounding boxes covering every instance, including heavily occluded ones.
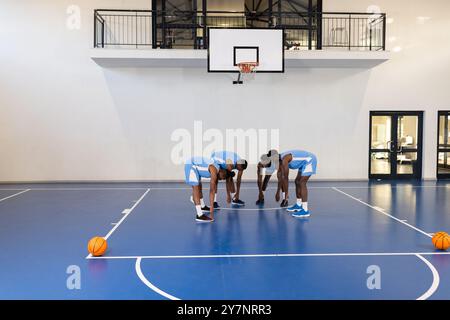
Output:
[237,62,258,73]
[233,62,259,84]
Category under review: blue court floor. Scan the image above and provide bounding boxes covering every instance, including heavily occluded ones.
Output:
[0,181,449,300]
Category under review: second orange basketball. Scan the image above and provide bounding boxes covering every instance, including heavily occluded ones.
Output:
[432,233,450,251]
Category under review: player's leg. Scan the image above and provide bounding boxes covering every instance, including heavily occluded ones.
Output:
[185,163,212,222]
[213,178,221,209]
[193,184,213,222]
[213,193,220,209]
[287,171,303,212]
[256,175,271,205]
[278,169,289,207]
[299,176,310,207]
[233,168,245,205]
[213,178,225,209]
[198,182,211,211]
[292,175,311,218]
[231,175,244,206]
[189,180,210,211]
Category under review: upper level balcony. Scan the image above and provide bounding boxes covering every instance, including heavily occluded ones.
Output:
[91,7,389,69]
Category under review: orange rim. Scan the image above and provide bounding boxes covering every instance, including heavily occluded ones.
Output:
[237,62,259,73]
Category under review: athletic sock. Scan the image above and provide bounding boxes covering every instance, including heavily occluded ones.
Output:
[214,193,217,202]
[282,192,286,200]
[231,193,236,200]
[302,202,308,211]
[195,205,203,217]
[200,198,205,207]
[296,198,302,206]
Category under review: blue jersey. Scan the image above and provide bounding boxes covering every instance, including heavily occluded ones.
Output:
[184,157,219,186]
[281,150,318,176]
[211,151,241,170]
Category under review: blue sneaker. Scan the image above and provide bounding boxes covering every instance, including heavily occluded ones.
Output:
[292,209,311,218]
[286,203,302,212]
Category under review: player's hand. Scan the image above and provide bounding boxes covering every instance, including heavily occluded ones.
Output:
[275,191,280,202]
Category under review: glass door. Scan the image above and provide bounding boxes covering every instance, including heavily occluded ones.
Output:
[369,111,423,180]
[437,111,450,179]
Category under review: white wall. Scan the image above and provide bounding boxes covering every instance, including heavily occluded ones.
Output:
[0,0,450,182]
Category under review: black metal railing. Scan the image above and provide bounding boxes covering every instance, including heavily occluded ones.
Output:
[94,9,386,51]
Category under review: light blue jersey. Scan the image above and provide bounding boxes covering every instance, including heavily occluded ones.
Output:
[184,157,220,186]
[281,150,318,176]
[211,151,241,170]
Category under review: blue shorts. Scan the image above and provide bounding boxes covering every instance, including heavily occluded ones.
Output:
[184,163,201,186]
[296,155,318,176]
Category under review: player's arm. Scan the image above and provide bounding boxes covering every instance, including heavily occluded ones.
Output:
[235,169,243,200]
[280,156,291,200]
[257,163,263,191]
[262,174,272,191]
[275,169,283,202]
[209,166,218,219]
[257,163,265,201]
[226,176,233,203]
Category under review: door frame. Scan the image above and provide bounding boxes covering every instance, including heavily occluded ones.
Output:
[437,110,450,180]
[369,111,424,180]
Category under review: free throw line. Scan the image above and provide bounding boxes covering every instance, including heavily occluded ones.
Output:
[86,251,450,260]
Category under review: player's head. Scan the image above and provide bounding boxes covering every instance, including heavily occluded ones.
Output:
[267,149,279,159]
[236,159,248,171]
[259,155,271,168]
[218,169,235,180]
[260,150,279,168]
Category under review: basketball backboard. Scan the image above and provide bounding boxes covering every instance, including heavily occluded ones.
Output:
[207,28,285,73]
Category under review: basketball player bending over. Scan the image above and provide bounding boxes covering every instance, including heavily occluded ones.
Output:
[279,150,318,218]
[185,157,232,222]
[211,150,248,206]
[256,150,288,207]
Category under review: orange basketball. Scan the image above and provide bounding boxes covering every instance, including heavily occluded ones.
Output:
[433,233,450,251]
[432,231,449,246]
[88,237,108,256]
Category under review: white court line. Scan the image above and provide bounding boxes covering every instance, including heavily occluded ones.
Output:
[135,257,180,300]
[0,187,277,191]
[132,253,443,301]
[86,251,450,260]
[6,187,150,191]
[86,188,150,259]
[104,189,150,240]
[332,187,432,238]
[126,185,449,191]
[0,189,30,203]
[415,254,440,300]
[332,187,440,300]
[219,207,284,211]
[1,185,448,191]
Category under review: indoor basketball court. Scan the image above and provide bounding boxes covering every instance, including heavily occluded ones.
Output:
[1,181,450,299]
[1,0,450,303]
